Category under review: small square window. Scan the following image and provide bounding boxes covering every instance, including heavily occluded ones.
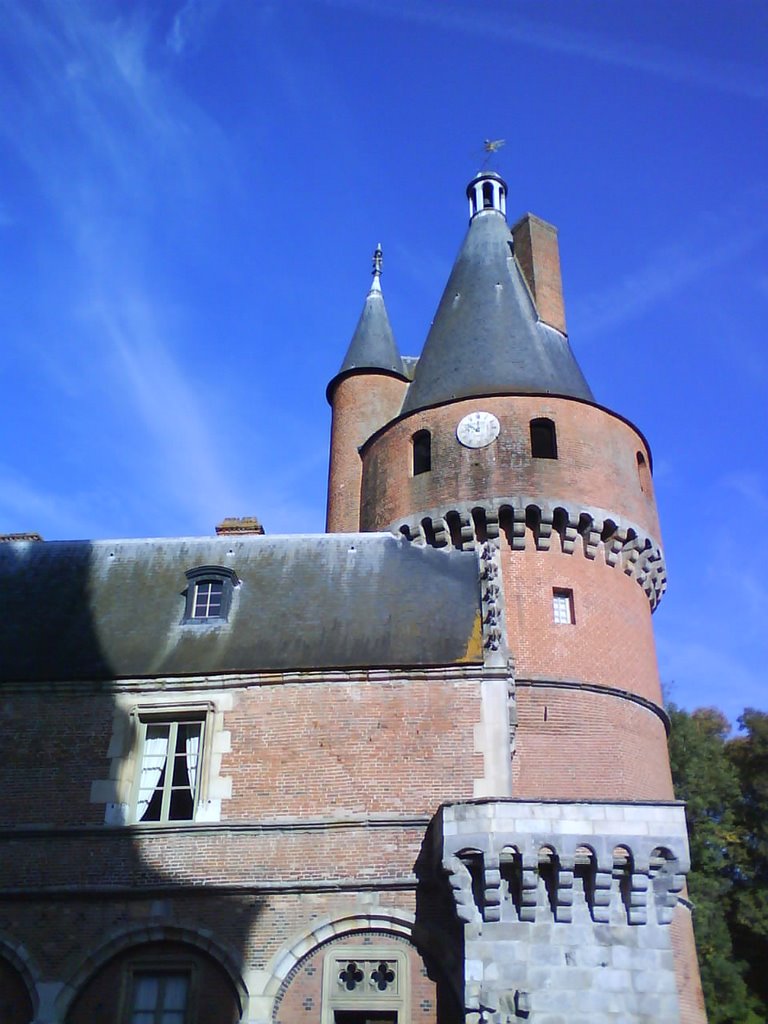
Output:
[126,969,190,1024]
[132,717,205,823]
[552,588,574,624]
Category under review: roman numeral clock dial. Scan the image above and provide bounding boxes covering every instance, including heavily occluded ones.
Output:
[456,410,500,449]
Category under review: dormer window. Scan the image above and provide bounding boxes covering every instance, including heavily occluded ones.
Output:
[183,565,238,623]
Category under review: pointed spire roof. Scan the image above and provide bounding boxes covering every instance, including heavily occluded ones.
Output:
[336,244,404,378]
[400,175,593,416]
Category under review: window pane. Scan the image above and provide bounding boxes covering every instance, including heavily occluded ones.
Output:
[553,590,573,624]
[162,975,189,1010]
[193,580,224,618]
[133,976,159,1011]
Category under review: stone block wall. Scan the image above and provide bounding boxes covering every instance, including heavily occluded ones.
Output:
[439,799,703,1024]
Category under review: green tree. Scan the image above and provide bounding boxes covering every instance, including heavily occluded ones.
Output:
[667,705,761,1023]
[727,710,768,1012]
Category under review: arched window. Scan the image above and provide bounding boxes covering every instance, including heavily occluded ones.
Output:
[482,181,494,208]
[66,941,242,1024]
[636,451,651,494]
[530,418,557,459]
[412,430,431,475]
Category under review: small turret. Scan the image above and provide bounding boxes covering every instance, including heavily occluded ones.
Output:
[332,244,403,381]
[325,247,409,532]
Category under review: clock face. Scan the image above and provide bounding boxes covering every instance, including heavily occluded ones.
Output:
[457,411,500,449]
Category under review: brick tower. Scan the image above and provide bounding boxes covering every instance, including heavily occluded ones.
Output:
[327,172,706,1023]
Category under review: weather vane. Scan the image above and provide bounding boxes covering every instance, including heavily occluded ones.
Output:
[481,138,506,169]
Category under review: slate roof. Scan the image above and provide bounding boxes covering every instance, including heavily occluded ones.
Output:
[328,280,405,399]
[400,210,594,415]
[0,533,483,682]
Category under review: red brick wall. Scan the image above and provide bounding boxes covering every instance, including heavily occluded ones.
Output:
[327,374,408,533]
[359,395,659,539]
[671,903,708,1024]
[513,685,674,800]
[511,214,566,334]
[225,677,482,819]
[0,692,118,827]
[0,675,482,829]
[503,543,663,702]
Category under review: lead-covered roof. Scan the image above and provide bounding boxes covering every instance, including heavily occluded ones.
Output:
[401,211,593,414]
[0,533,482,682]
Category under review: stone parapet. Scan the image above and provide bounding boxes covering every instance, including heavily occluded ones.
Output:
[435,799,690,1023]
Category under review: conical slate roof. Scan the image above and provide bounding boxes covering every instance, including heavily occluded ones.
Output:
[337,275,403,377]
[401,210,593,415]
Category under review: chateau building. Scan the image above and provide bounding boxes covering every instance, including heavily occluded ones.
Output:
[0,172,706,1023]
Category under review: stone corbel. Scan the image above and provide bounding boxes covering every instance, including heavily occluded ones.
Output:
[554,854,575,923]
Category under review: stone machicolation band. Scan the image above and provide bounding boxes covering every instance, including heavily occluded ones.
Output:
[394,498,667,609]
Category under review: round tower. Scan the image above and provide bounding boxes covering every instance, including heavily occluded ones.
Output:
[326,245,409,532]
[356,172,671,804]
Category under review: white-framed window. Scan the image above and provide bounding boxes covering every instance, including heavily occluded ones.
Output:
[131,715,205,823]
[322,946,408,1024]
[552,588,574,625]
[124,965,193,1024]
[193,579,224,618]
[182,565,238,623]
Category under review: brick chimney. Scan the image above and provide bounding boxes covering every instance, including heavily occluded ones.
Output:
[511,213,567,335]
[215,517,265,536]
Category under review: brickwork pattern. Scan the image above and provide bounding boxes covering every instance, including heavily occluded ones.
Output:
[511,213,567,335]
[1,674,482,829]
[513,685,673,800]
[503,543,663,703]
[327,373,408,533]
[359,395,659,540]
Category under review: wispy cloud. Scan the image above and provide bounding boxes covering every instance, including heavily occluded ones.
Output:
[80,291,247,521]
[570,185,768,338]
[314,0,768,101]
[0,0,248,535]
[167,0,223,56]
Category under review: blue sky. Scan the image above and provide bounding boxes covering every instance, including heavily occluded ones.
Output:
[0,0,765,724]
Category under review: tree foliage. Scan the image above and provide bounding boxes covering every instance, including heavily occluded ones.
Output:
[668,704,768,1023]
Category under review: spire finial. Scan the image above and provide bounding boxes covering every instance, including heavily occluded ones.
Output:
[370,243,383,293]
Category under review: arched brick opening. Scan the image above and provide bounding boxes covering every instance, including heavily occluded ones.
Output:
[264,910,462,1024]
[60,927,247,1024]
